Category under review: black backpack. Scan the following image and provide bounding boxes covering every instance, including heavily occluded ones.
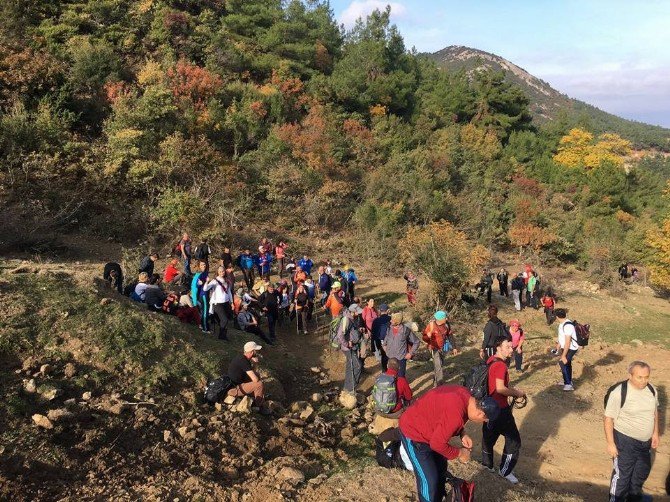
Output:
[204,376,234,405]
[194,243,208,261]
[604,380,656,409]
[375,428,405,469]
[463,360,496,400]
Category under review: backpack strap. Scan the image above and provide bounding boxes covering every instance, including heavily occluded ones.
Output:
[620,380,628,408]
[647,383,656,397]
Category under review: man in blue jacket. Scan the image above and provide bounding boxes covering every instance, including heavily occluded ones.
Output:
[318,266,331,305]
[236,249,255,289]
[371,304,391,372]
[297,254,314,276]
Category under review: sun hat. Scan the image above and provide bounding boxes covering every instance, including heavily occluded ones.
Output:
[348,303,363,315]
[243,341,262,352]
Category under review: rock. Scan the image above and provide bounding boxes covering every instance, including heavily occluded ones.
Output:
[318,378,331,386]
[64,363,77,378]
[32,414,54,429]
[338,392,357,410]
[39,364,52,375]
[64,398,77,407]
[299,405,315,422]
[233,396,253,413]
[340,426,355,440]
[223,395,237,405]
[40,386,61,401]
[214,403,223,412]
[47,408,73,422]
[107,403,127,415]
[276,467,305,484]
[22,357,37,371]
[100,298,112,306]
[24,379,37,394]
[82,391,92,401]
[266,400,285,415]
[631,339,643,346]
[311,393,322,403]
[163,430,172,442]
[369,414,400,435]
[310,367,321,374]
[177,426,195,441]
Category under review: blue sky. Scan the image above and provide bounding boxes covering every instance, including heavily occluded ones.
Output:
[329,0,670,128]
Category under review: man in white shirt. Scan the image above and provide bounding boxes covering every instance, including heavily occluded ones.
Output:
[203,266,232,341]
[604,361,659,502]
[553,309,579,391]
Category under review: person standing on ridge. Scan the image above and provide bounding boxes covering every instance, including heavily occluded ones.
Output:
[497,268,509,297]
[422,310,458,387]
[481,305,510,359]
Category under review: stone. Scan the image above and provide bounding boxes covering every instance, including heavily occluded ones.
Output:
[311,393,322,403]
[233,396,253,413]
[368,414,400,435]
[108,403,127,415]
[39,364,52,375]
[24,379,37,394]
[214,403,223,412]
[47,408,73,422]
[223,395,237,405]
[22,357,37,371]
[276,467,305,484]
[299,405,315,422]
[64,363,77,378]
[266,400,285,415]
[310,367,321,374]
[338,392,357,410]
[82,391,92,401]
[318,378,331,386]
[40,386,61,401]
[631,339,643,346]
[163,430,172,442]
[32,414,54,429]
[100,298,112,306]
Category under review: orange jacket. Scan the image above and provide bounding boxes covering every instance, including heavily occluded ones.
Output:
[422,320,453,351]
[324,292,343,317]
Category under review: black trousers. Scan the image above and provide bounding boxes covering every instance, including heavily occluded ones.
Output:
[212,303,229,340]
[499,281,508,297]
[245,325,273,345]
[373,339,388,372]
[482,407,521,476]
[241,268,254,289]
[400,432,447,502]
[609,430,652,501]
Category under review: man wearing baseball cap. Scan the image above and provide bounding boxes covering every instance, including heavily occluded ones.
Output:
[399,385,500,502]
[227,341,270,415]
[323,281,344,318]
[422,310,459,388]
[371,303,391,371]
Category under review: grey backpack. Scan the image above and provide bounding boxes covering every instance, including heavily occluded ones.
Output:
[373,373,398,413]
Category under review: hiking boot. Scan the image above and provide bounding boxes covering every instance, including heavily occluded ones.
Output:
[500,471,519,484]
[563,384,574,391]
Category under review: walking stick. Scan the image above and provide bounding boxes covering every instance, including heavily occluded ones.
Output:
[294,303,299,336]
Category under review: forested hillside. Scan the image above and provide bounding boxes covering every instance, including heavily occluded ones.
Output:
[1,1,670,290]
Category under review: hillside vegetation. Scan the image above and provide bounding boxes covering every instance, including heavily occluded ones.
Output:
[1,2,670,294]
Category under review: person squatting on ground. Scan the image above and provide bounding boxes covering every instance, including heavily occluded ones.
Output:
[554,308,579,391]
[237,302,273,345]
[103,262,123,294]
[481,304,510,359]
[338,303,365,396]
[482,336,526,485]
[371,303,391,372]
[422,310,458,388]
[227,342,271,415]
[399,385,500,502]
[604,361,660,502]
[382,312,419,378]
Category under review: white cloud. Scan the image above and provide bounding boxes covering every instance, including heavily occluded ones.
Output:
[339,1,407,28]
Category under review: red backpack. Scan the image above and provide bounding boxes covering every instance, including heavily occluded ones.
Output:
[446,473,475,502]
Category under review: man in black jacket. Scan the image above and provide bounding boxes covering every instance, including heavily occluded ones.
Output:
[259,283,281,343]
[481,305,511,359]
[139,252,159,276]
[497,268,509,297]
[103,262,123,293]
[511,273,525,311]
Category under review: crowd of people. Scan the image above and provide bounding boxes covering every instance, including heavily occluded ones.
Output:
[102,238,661,502]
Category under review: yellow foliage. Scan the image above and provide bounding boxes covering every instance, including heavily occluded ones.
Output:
[615,209,635,225]
[136,0,154,14]
[258,84,278,96]
[646,218,670,287]
[137,60,164,87]
[369,104,387,117]
[459,124,501,161]
[554,128,631,170]
[508,223,557,252]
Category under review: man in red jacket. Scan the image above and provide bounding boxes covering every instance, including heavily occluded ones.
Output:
[384,358,413,416]
[399,385,500,502]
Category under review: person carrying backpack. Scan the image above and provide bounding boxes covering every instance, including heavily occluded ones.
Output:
[399,385,500,502]
[275,241,287,278]
[236,249,255,290]
[373,357,412,418]
[541,288,556,325]
[193,239,211,271]
[191,261,210,333]
[317,266,331,305]
[481,305,510,359]
[481,336,526,484]
[297,254,314,276]
[382,312,419,378]
[339,304,365,398]
[509,320,525,373]
[422,311,458,388]
[511,273,525,311]
[345,268,358,299]
[553,308,580,391]
[139,252,159,277]
[294,283,309,335]
[604,361,660,502]
[371,304,391,371]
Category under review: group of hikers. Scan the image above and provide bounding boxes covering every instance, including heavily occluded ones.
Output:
[102,239,661,502]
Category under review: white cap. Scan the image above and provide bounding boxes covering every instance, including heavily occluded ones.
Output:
[244,341,262,353]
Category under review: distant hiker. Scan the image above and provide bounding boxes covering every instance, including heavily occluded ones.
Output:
[275,241,287,278]
[481,335,526,484]
[236,249,255,289]
[292,265,307,287]
[527,271,539,309]
[163,258,182,286]
[259,250,273,280]
[339,303,365,397]
[227,342,270,415]
[191,261,210,333]
[145,274,167,312]
[618,263,629,281]
[374,357,413,418]
[481,305,510,359]
[399,385,500,502]
[294,283,309,335]
[511,273,524,311]
[403,272,418,306]
[133,272,150,302]
[139,252,159,277]
[223,263,236,293]
[553,308,579,391]
[238,302,272,345]
[371,304,391,371]
[324,281,344,318]
[605,361,660,502]
[345,268,358,299]
[479,269,494,304]
[361,299,379,338]
[422,310,458,388]
[324,260,333,276]
[304,277,316,320]
[203,266,232,341]
[179,233,192,274]
[497,268,509,297]
[318,266,332,305]
[259,283,280,343]
[194,239,211,271]
[631,267,639,282]
[382,312,419,378]
[297,254,314,276]
[509,320,525,373]
[103,262,123,294]
[220,247,233,270]
[541,288,556,325]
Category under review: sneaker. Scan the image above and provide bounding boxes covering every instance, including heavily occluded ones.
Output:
[563,384,574,391]
[500,471,519,484]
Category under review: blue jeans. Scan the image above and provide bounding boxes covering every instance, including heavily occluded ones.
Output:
[184,255,191,275]
[559,349,578,385]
